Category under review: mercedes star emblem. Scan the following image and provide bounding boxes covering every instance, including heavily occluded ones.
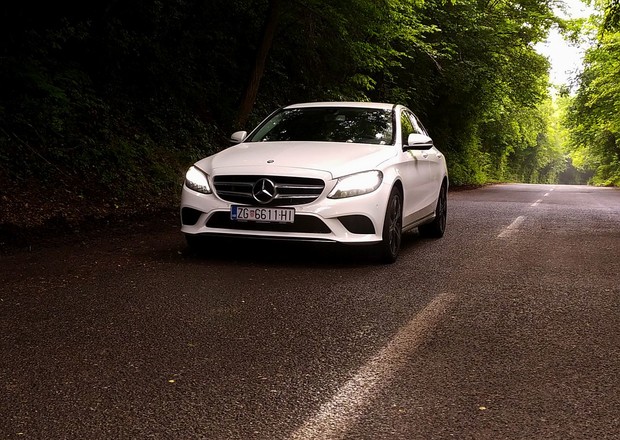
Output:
[252,178,277,204]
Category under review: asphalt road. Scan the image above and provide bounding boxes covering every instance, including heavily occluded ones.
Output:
[1,183,619,439]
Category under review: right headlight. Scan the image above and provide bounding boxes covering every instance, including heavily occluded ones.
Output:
[185,166,212,194]
[328,170,383,199]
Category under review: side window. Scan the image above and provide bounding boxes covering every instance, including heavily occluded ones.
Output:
[405,111,423,135]
[400,112,414,146]
[411,113,428,136]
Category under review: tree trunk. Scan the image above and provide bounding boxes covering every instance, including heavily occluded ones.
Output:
[235,0,281,129]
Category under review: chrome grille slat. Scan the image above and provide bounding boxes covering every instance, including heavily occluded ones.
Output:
[274,194,317,200]
[217,190,254,197]
[276,184,324,190]
[215,182,254,188]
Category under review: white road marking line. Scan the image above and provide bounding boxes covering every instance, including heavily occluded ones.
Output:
[289,292,456,440]
[544,193,550,197]
[531,199,542,207]
[497,215,526,238]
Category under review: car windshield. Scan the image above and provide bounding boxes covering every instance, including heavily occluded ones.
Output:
[247,107,394,145]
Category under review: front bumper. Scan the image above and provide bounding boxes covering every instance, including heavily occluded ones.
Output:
[180,183,391,244]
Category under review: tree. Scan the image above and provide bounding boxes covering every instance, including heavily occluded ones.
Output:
[566,1,620,185]
[236,0,281,129]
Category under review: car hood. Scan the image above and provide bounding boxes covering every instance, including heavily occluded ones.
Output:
[196,141,397,179]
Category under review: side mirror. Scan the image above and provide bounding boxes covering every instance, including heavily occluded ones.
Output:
[230,131,248,144]
[406,133,434,150]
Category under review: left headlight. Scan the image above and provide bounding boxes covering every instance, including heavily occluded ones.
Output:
[328,170,383,199]
[185,166,212,194]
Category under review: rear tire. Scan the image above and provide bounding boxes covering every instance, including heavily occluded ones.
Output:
[375,187,403,264]
[419,182,447,238]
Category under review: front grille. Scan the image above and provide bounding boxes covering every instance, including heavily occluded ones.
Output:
[213,175,325,206]
[206,212,331,234]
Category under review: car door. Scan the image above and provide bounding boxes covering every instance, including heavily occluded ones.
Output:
[398,109,433,228]
[412,113,445,196]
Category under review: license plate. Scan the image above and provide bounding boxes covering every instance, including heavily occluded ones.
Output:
[231,206,295,223]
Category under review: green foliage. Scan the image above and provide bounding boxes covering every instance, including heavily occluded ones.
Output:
[603,0,620,31]
[565,4,620,186]
[401,0,559,183]
[0,0,593,227]
[0,0,222,212]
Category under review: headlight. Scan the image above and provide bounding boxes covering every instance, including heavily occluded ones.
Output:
[328,170,383,199]
[185,166,212,194]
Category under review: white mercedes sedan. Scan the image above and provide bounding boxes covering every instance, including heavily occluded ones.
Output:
[181,102,448,263]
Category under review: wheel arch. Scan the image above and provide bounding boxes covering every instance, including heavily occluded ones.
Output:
[392,179,404,198]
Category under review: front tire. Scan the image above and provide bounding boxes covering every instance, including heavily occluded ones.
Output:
[419,182,447,238]
[376,187,403,264]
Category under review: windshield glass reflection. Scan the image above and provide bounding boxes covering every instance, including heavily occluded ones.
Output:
[248,108,394,145]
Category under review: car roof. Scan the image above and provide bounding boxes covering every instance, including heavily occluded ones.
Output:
[284,102,397,111]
